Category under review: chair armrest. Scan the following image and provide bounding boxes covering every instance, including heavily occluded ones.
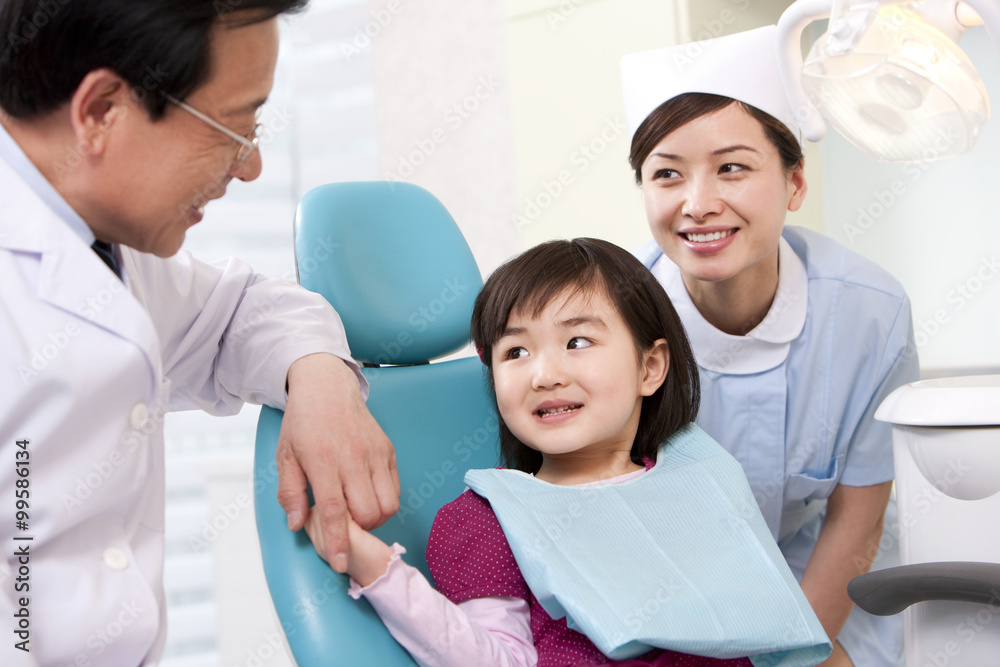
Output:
[848,562,1000,616]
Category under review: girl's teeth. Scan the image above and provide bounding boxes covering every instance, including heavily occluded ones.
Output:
[685,230,734,243]
[539,405,580,417]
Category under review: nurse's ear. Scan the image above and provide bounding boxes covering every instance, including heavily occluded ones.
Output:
[69,68,133,158]
[786,159,808,213]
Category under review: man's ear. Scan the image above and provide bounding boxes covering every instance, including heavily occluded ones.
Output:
[68,68,134,157]
[640,338,670,397]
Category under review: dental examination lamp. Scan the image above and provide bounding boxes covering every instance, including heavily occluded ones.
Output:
[777,0,1000,161]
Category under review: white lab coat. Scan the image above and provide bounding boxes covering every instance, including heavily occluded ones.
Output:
[0,137,362,665]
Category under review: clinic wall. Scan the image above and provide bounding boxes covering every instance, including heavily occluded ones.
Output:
[367,0,521,275]
[820,27,1000,376]
[363,0,828,268]
[502,0,682,253]
[503,0,828,255]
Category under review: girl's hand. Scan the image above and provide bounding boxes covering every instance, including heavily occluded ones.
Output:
[304,507,395,586]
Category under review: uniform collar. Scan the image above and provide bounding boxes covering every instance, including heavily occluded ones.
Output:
[0,121,95,248]
[652,236,808,375]
[0,124,159,378]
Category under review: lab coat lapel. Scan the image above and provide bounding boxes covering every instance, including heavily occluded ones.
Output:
[2,158,162,384]
[38,231,161,370]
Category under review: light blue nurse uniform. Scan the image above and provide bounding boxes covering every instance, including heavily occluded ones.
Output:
[636,226,919,666]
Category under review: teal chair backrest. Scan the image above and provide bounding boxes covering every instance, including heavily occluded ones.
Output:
[254,182,501,665]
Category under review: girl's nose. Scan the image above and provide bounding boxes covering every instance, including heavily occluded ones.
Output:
[681,177,723,221]
[531,353,567,390]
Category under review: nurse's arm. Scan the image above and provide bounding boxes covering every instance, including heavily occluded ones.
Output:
[798,480,892,650]
[277,353,401,573]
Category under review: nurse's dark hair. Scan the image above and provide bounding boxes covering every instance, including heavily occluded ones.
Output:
[0,0,308,119]
[471,237,700,474]
[629,92,803,184]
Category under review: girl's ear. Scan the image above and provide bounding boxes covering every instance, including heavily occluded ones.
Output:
[640,338,670,397]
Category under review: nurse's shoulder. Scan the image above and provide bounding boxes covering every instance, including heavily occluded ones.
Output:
[633,239,665,270]
[782,225,909,302]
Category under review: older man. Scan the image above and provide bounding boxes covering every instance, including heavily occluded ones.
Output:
[0,1,398,663]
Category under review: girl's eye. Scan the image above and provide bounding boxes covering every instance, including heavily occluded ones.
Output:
[567,337,592,350]
[505,346,529,360]
[719,163,748,174]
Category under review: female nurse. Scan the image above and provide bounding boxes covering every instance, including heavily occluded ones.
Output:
[621,25,919,667]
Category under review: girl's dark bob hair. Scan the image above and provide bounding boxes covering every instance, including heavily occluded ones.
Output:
[629,92,804,185]
[471,237,700,474]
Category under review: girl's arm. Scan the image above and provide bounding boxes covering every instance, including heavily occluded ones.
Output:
[797,481,893,657]
[305,511,538,667]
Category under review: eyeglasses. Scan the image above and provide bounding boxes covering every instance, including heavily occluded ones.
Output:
[162,93,261,167]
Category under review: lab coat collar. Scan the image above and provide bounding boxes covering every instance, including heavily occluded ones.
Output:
[0,121,94,247]
[0,141,161,379]
[653,236,807,375]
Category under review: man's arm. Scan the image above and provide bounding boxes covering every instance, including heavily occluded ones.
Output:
[124,249,401,562]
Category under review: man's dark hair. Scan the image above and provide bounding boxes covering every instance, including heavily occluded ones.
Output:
[0,0,308,119]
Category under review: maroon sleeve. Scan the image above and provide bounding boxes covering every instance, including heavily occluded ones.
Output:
[426,489,531,605]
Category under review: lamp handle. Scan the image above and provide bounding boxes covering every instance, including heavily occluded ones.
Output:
[960,0,1000,55]
[776,0,837,143]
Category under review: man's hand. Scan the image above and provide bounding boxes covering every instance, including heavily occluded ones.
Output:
[277,353,399,573]
[304,507,394,587]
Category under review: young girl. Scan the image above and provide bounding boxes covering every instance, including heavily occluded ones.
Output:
[620,25,919,667]
[307,238,830,666]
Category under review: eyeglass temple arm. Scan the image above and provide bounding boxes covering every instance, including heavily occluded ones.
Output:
[161,92,256,150]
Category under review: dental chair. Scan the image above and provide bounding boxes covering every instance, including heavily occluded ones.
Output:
[253,182,499,666]
[847,375,1000,665]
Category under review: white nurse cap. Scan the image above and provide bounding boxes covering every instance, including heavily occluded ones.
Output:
[620,25,800,142]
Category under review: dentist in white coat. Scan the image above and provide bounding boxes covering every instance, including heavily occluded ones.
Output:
[0,1,399,664]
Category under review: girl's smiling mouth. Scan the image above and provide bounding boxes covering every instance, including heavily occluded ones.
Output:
[535,403,583,420]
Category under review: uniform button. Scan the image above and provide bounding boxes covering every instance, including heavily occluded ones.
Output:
[103,547,129,571]
[129,403,149,430]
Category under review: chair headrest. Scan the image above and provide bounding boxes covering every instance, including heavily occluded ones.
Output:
[294,182,483,365]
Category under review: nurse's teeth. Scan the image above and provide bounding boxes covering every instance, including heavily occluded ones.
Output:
[685,230,734,243]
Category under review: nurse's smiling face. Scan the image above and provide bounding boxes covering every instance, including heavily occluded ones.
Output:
[639,104,806,293]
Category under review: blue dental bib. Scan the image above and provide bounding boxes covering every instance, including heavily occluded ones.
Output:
[464,424,832,666]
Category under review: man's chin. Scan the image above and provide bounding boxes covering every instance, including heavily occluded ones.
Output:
[138,231,186,258]
[158,237,186,258]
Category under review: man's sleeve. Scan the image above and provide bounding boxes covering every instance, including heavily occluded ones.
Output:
[123,248,366,415]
